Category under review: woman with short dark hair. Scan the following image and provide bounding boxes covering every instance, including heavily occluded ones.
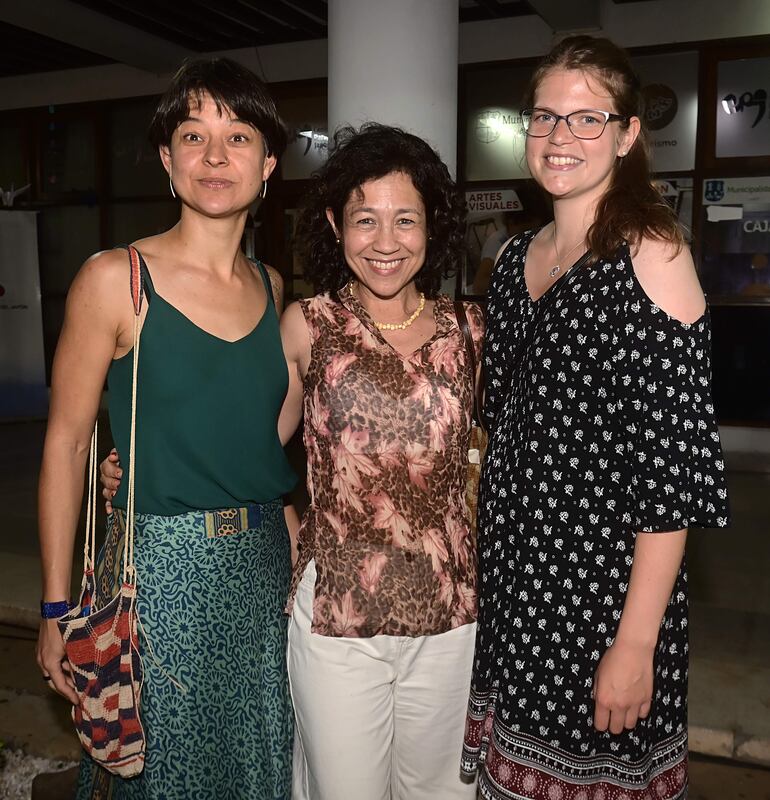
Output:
[280,123,483,799]
[37,57,296,800]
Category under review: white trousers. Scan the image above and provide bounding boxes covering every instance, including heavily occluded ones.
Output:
[288,561,477,800]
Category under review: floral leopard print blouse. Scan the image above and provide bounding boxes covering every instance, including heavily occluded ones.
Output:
[286,285,484,638]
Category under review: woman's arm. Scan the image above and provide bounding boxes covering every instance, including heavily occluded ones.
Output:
[277,301,310,446]
[592,529,686,733]
[593,235,705,733]
[36,251,129,702]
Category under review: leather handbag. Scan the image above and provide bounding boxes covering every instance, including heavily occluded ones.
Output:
[57,245,146,777]
[454,301,487,534]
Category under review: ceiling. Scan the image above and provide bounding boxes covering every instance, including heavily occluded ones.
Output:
[0,0,649,79]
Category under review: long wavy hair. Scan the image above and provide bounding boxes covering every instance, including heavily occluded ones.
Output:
[523,36,684,260]
[296,123,465,298]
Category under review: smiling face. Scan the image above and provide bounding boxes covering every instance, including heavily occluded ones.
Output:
[160,93,276,218]
[525,68,639,206]
[327,171,428,301]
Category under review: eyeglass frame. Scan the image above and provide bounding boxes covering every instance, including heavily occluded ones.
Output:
[520,108,629,140]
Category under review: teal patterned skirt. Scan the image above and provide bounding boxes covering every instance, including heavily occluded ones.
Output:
[76,500,293,800]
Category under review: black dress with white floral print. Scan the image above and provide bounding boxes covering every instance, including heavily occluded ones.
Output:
[463,232,730,800]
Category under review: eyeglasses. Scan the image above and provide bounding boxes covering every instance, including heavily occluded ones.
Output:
[521,108,628,140]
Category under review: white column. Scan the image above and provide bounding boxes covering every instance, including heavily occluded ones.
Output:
[327,0,459,178]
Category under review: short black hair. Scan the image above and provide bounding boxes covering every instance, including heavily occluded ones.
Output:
[296,123,465,299]
[148,57,287,157]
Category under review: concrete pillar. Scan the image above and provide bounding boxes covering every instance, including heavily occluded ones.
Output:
[327,0,459,177]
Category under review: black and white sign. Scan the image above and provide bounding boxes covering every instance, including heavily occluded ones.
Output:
[633,52,698,172]
[716,57,770,159]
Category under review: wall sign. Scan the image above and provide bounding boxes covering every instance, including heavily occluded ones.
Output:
[700,176,770,302]
[653,177,694,241]
[463,189,522,295]
[716,57,770,158]
[463,64,533,182]
[0,211,48,418]
[633,51,698,173]
[277,93,328,180]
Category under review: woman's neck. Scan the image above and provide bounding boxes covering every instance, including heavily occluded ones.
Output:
[551,195,599,247]
[166,207,249,278]
[352,281,423,326]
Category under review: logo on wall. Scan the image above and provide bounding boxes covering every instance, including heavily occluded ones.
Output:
[720,89,768,128]
[642,84,678,130]
[475,111,502,144]
[292,127,328,156]
[704,180,725,203]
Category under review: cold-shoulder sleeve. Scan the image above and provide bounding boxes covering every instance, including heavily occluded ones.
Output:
[621,300,730,532]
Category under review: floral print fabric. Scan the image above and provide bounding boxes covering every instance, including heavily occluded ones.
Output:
[287,287,484,638]
[463,233,730,799]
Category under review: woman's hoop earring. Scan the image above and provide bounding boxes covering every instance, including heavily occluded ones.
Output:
[260,179,268,200]
[169,176,177,199]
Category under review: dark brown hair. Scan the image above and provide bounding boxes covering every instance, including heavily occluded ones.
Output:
[523,36,684,260]
[148,57,287,157]
[296,123,465,298]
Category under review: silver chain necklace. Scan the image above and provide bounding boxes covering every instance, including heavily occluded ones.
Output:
[550,228,586,279]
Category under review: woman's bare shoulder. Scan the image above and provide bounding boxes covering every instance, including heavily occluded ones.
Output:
[69,248,130,297]
[631,237,705,324]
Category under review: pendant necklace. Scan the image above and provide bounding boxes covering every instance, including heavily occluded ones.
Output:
[550,227,586,279]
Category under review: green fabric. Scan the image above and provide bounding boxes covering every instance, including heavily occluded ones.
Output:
[108,257,295,515]
[75,501,293,800]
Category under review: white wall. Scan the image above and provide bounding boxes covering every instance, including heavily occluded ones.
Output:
[1,0,769,110]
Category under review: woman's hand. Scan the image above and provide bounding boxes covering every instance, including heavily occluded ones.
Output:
[283,502,301,566]
[100,448,122,514]
[592,639,653,734]
[36,619,79,704]
[592,529,686,735]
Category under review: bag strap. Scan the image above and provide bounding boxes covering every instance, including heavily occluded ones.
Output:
[78,245,144,596]
[453,300,485,432]
[78,246,144,598]
[81,423,98,574]
[123,245,145,583]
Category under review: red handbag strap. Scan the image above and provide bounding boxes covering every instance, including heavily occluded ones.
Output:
[127,245,145,317]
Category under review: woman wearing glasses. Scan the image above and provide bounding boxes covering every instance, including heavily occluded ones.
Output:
[462,36,729,800]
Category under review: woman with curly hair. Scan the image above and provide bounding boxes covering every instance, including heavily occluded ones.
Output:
[280,123,483,799]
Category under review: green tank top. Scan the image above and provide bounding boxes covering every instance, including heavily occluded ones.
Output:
[108,250,296,515]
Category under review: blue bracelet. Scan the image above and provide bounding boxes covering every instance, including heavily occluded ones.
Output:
[40,600,72,619]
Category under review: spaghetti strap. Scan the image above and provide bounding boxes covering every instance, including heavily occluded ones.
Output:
[252,260,275,307]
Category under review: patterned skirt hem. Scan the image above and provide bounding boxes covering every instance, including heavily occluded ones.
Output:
[471,734,688,800]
